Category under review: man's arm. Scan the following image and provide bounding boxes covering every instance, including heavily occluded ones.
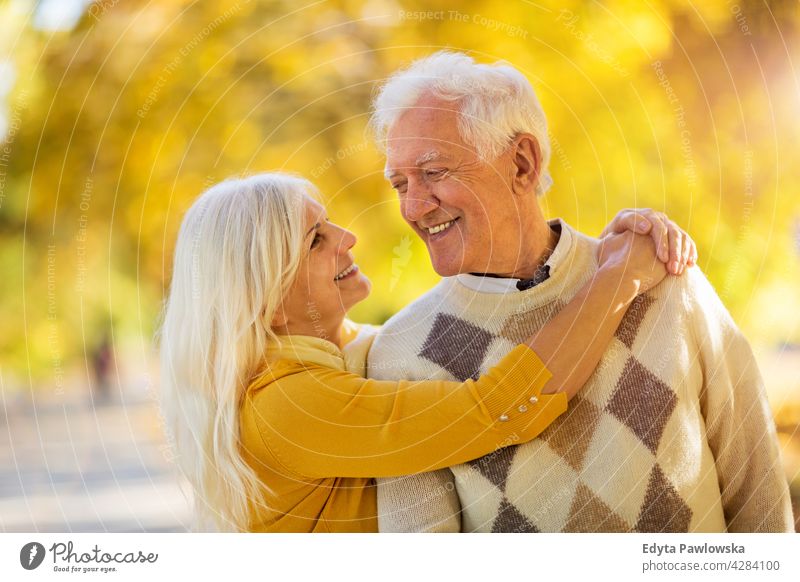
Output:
[377,470,461,532]
[689,269,793,532]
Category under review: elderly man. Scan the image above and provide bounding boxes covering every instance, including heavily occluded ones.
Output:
[367,52,793,532]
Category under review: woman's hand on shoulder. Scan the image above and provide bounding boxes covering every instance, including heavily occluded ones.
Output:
[601,208,697,275]
[597,231,667,296]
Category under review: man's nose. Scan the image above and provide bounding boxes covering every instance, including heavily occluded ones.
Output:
[401,187,439,223]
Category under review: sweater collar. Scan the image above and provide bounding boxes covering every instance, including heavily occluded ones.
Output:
[265,319,367,372]
[266,334,346,370]
[455,219,573,295]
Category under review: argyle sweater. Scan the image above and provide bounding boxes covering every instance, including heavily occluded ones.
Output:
[371,221,793,533]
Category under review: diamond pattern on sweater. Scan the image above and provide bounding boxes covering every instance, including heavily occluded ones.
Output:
[635,465,693,532]
[581,413,661,526]
[615,294,656,348]
[491,499,539,533]
[540,395,603,472]
[372,224,789,534]
[465,445,517,491]
[418,313,494,381]
[497,301,566,344]
[606,357,677,455]
[503,445,580,531]
[564,483,630,532]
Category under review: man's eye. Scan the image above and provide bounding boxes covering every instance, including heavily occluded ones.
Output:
[425,169,446,179]
[392,182,408,193]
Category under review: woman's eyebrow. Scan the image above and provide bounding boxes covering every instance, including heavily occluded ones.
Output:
[304,216,330,238]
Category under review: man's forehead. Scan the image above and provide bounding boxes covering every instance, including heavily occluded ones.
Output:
[385,100,461,140]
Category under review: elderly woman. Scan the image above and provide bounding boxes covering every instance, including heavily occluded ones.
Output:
[159,172,694,532]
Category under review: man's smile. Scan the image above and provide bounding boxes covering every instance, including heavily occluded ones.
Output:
[422,217,461,241]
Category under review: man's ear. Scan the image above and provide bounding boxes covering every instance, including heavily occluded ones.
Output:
[510,133,542,196]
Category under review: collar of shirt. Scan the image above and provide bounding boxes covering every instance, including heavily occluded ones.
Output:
[454,220,563,295]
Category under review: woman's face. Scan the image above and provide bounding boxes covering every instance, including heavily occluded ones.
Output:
[273,196,371,340]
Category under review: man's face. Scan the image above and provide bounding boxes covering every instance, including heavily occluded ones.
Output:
[384,95,525,277]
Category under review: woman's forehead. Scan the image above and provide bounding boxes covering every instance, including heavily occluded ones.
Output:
[303,196,326,220]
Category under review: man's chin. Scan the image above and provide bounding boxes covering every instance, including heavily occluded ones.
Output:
[429,255,467,277]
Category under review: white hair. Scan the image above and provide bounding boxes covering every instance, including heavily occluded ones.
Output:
[158,173,313,531]
[371,51,553,196]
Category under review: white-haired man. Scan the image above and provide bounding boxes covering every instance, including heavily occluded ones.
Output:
[366,52,793,532]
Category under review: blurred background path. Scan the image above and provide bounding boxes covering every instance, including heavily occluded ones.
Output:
[1,348,797,532]
[0,384,190,532]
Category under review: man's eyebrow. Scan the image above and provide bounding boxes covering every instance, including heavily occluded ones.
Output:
[384,151,451,179]
[415,150,449,166]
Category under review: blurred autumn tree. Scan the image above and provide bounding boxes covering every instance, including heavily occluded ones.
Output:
[0,0,798,382]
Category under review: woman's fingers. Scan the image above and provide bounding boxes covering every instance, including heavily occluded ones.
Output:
[645,213,670,263]
[601,209,653,238]
[687,236,698,267]
[627,208,670,263]
[601,209,697,274]
[680,233,693,274]
[669,220,686,275]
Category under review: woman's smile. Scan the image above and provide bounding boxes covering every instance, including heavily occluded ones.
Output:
[334,263,359,281]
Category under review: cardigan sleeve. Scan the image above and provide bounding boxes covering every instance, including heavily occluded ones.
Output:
[245,344,566,479]
[689,269,794,532]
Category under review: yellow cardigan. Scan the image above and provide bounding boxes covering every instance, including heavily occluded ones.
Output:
[239,323,567,532]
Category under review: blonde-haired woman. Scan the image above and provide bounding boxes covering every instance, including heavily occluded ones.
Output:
[159,173,694,532]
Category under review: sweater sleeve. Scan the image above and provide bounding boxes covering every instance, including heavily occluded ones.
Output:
[377,469,462,533]
[689,269,793,532]
[247,344,566,479]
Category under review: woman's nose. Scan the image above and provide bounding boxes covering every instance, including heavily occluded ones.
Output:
[338,228,356,253]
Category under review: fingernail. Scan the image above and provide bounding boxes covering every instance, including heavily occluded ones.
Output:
[670,261,679,274]
[636,220,649,232]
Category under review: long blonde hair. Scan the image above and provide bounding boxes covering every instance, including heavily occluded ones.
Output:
[159,173,312,531]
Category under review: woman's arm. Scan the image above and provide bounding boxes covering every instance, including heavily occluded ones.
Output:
[536,207,692,397]
[530,231,666,400]
[246,343,564,479]
[247,234,669,480]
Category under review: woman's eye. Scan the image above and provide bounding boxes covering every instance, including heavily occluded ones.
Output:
[310,233,322,249]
